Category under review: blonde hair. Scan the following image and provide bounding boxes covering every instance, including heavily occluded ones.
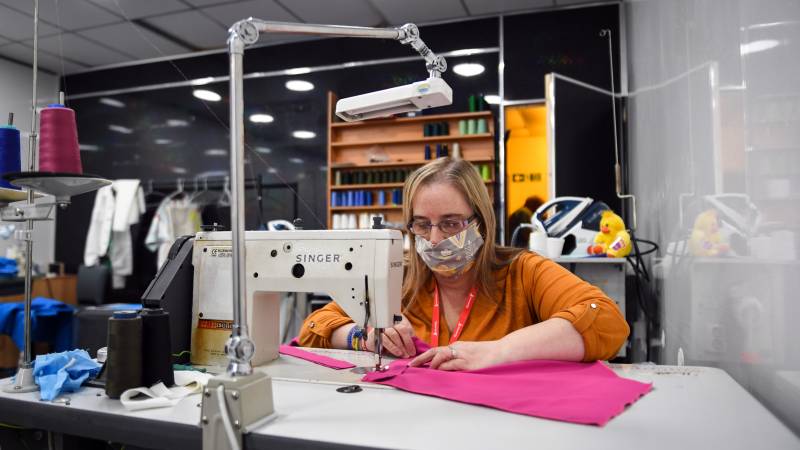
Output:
[401,157,522,309]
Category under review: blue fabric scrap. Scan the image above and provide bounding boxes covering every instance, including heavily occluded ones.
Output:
[33,349,101,401]
[0,297,75,352]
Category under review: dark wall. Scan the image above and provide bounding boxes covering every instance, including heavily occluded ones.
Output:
[504,5,622,214]
[504,5,621,100]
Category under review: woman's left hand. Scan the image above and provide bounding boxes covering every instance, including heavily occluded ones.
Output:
[408,340,504,371]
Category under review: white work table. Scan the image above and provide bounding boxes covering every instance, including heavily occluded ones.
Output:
[1,349,798,450]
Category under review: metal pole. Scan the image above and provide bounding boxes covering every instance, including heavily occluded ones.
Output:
[225,32,253,377]
[22,0,40,370]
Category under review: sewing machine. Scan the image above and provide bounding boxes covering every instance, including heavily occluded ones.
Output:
[190,228,404,370]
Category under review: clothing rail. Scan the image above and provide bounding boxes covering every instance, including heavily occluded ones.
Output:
[144,175,300,229]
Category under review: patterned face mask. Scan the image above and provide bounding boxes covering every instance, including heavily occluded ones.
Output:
[415,223,485,277]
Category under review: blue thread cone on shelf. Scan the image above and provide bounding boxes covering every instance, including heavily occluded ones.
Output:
[0,115,22,190]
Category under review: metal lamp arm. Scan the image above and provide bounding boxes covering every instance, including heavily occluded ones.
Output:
[229,19,447,76]
[225,18,445,377]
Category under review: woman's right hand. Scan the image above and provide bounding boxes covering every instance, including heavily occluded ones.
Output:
[364,314,416,358]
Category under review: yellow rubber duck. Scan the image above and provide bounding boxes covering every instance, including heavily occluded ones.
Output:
[588,210,632,258]
[689,209,729,256]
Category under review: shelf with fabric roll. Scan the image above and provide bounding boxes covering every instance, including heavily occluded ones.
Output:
[330,205,402,211]
[331,179,495,190]
[327,92,496,229]
[330,110,492,128]
[330,133,493,148]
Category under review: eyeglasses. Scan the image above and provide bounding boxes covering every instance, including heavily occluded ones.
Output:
[407,215,477,236]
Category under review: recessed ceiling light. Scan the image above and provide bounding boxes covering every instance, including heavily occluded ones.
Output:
[450,48,482,56]
[289,157,304,164]
[191,77,215,86]
[204,148,227,156]
[108,124,133,134]
[172,167,187,174]
[249,113,274,124]
[292,130,316,139]
[740,39,780,55]
[99,97,125,108]
[285,80,314,92]
[193,89,221,102]
[155,138,172,145]
[79,144,100,151]
[285,67,311,75]
[267,167,278,174]
[254,146,272,154]
[453,63,485,77]
[483,95,501,105]
[166,119,189,127]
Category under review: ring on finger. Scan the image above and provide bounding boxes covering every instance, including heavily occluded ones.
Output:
[448,345,457,359]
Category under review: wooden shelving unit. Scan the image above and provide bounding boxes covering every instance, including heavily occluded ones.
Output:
[327,92,496,229]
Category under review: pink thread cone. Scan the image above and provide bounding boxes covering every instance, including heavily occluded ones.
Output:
[38,106,82,174]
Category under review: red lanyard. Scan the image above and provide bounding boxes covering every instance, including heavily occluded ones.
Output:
[430,284,479,347]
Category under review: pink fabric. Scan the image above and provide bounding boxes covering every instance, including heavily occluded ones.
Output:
[363,338,651,426]
[279,345,356,370]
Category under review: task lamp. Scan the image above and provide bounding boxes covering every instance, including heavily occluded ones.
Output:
[201,18,450,450]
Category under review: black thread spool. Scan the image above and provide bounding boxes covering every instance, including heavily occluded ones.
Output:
[105,310,143,399]
[141,307,175,387]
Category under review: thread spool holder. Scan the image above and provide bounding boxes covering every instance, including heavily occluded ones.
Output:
[1,0,109,395]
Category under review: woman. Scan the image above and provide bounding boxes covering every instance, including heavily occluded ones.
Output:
[298,157,628,370]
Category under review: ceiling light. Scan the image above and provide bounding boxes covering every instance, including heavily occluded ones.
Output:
[172,167,187,174]
[99,97,125,108]
[483,95,501,105]
[191,77,215,86]
[79,144,100,151]
[289,157,304,164]
[108,124,133,134]
[453,63,485,77]
[166,119,189,127]
[285,80,314,92]
[292,130,316,139]
[450,48,482,56]
[740,39,780,55]
[193,89,221,102]
[204,148,227,156]
[155,138,172,145]
[249,113,274,123]
[254,146,271,154]
[285,67,311,75]
[267,167,278,174]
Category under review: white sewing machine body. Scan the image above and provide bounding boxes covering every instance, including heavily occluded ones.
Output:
[190,229,404,367]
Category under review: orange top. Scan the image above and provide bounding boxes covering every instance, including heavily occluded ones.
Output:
[298,252,629,361]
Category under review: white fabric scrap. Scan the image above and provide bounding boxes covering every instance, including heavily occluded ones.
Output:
[120,370,213,411]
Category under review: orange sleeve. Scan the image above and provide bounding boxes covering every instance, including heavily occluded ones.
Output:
[520,254,629,361]
[296,301,355,348]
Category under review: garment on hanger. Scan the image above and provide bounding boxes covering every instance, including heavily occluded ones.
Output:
[145,195,201,269]
[84,185,115,267]
[84,180,146,289]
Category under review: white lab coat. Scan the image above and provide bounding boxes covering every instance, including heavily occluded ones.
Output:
[83,180,145,289]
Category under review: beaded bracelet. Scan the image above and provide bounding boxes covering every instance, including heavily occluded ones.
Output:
[352,326,367,351]
[346,325,358,350]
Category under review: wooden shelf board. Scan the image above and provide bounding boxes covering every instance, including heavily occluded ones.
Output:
[330,205,403,211]
[330,158,494,169]
[331,111,492,128]
[331,180,494,190]
[331,133,493,148]
[331,183,405,190]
